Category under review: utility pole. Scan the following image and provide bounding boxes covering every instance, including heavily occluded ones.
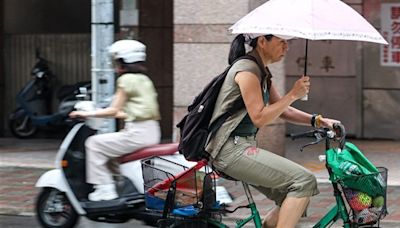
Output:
[91,0,115,133]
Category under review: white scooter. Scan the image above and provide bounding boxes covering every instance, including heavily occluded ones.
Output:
[35,100,232,228]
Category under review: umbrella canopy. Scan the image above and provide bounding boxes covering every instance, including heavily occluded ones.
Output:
[229,0,388,45]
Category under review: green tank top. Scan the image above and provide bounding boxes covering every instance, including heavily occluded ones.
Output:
[231,82,270,137]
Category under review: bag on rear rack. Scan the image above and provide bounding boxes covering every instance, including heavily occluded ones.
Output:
[176,55,261,161]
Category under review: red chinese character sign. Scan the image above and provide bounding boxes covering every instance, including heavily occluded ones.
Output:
[381,3,400,67]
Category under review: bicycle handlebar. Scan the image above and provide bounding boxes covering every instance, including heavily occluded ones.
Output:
[290,123,346,151]
[290,128,327,140]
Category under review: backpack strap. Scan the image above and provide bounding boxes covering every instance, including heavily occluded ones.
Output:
[207,55,266,141]
[227,55,267,114]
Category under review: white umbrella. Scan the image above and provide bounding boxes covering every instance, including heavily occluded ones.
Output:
[229,0,388,45]
[229,0,388,100]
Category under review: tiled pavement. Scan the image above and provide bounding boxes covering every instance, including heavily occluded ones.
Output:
[0,166,399,227]
[0,167,44,215]
[0,137,399,227]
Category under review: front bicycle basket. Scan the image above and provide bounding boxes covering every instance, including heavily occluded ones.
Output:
[327,142,388,225]
[341,167,388,225]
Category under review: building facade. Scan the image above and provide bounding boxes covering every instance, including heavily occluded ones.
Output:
[173,0,400,156]
[0,0,398,147]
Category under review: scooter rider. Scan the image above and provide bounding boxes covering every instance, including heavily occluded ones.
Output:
[69,40,161,201]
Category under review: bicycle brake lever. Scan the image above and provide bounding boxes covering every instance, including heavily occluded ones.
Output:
[300,134,324,152]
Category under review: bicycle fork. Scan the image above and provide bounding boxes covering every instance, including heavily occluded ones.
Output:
[313,182,352,228]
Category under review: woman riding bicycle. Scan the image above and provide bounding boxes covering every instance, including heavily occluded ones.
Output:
[206,34,341,228]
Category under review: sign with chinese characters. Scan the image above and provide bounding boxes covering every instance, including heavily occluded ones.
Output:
[381,3,400,67]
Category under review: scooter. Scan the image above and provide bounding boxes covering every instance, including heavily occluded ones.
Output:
[8,50,91,138]
[35,101,232,228]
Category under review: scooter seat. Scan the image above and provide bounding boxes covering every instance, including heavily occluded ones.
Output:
[119,143,179,164]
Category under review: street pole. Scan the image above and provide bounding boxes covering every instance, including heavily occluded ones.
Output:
[91,0,115,133]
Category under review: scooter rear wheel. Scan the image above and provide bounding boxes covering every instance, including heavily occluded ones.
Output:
[36,188,79,228]
[9,114,37,138]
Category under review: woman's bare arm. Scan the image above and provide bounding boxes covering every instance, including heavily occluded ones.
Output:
[69,88,127,118]
[235,72,309,128]
[269,85,312,126]
[269,84,341,128]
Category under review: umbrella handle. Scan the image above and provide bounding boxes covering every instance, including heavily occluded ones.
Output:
[301,40,309,101]
[304,39,308,76]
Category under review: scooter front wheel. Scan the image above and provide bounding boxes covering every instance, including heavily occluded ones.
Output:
[9,113,37,138]
[36,188,79,228]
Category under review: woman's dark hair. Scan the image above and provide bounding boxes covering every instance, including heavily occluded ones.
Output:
[228,34,246,65]
[115,59,148,75]
[228,34,274,64]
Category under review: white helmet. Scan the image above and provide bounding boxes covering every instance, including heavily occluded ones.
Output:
[108,40,146,63]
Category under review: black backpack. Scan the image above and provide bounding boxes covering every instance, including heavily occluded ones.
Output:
[176,55,265,161]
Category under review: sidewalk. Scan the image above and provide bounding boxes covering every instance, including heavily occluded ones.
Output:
[0,137,399,227]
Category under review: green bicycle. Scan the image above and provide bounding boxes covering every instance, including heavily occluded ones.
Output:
[141,124,387,228]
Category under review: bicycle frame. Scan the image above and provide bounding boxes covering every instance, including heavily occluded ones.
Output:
[236,182,262,227]
[207,182,262,228]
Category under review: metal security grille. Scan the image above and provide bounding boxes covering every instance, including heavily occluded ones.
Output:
[3,33,91,130]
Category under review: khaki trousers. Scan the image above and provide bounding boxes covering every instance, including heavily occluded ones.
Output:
[212,135,319,206]
[86,120,160,185]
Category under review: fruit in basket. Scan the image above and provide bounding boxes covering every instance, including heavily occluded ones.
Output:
[355,208,379,224]
[348,191,372,210]
[372,195,384,208]
[358,192,372,204]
